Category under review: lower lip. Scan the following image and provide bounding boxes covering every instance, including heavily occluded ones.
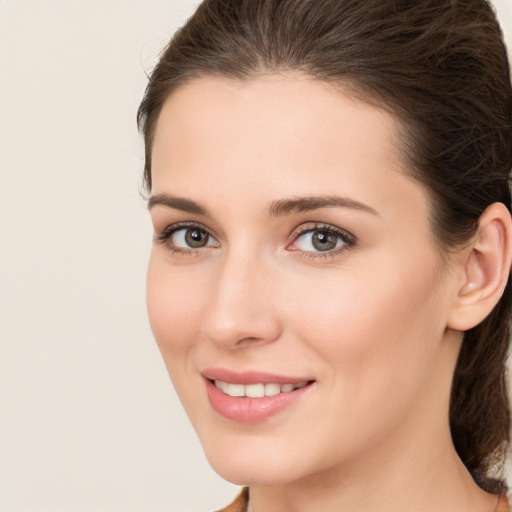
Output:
[205,379,313,423]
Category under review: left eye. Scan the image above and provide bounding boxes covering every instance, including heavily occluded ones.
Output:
[293,228,347,252]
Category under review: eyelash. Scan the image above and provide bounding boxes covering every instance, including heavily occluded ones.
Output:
[154,221,215,256]
[154,221,357,259]
[288,222,356,259]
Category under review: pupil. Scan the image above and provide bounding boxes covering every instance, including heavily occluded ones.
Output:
[312,230,336,251]
[186,229,207,248]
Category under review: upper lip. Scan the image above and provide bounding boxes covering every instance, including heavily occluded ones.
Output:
[201,367,314,385]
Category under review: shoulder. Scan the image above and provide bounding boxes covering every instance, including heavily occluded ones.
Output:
[214,487,249,512]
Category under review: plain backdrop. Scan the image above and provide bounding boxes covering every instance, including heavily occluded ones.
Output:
[1,1,511,511]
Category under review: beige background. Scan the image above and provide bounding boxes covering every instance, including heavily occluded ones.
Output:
[1,1,511,511]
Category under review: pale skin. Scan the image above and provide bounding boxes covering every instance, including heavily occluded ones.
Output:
[146,74,512,512]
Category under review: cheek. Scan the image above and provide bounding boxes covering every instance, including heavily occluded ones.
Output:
[283,253,443,384]
[271,255,448,464]
[146,254,205,358]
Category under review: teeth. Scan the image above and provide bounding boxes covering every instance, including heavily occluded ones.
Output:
[214,380,309,397]
[214,380,228,393]
[264,383,281,396]
[226,383,244,397]
[245,383,265,398]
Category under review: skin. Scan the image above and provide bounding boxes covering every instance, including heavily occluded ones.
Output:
[147,75,507,512]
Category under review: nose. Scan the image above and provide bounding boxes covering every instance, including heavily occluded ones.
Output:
[201,250,282,350]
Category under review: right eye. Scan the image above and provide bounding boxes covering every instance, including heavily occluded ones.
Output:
[172,227,215,248]
[155,224,219,252]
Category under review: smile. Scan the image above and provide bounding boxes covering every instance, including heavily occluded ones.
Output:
[214,380,309,397]
[202,370,315,423]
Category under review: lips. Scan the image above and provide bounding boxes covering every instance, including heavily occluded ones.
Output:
[202,368,315,423]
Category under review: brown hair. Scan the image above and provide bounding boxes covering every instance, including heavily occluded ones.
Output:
[138,0,512,493]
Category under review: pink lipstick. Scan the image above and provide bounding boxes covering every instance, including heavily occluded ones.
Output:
[202,368,315,423]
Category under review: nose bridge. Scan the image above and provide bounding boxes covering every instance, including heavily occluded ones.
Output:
[202,242,280,348]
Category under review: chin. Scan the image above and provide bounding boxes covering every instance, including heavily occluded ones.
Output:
[209,459,302,487]
[200,434,313,486]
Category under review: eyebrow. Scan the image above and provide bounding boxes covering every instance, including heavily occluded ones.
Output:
[148,193,208,215]
[266,195,379,217]
[147,193,378,217]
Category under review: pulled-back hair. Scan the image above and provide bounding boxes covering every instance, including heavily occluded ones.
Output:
[137,0,512,493]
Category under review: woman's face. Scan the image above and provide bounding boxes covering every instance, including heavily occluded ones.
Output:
[147,75,462,485]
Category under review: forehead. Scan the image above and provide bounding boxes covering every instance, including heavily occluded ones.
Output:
[150,74,429,227]
[153,74,401,157]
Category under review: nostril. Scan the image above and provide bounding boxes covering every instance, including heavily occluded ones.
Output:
[236,336,262,345]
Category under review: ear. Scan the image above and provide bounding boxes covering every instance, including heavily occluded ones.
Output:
[447,202,512,332]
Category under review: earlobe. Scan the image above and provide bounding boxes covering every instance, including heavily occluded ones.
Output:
[448,202,512,332]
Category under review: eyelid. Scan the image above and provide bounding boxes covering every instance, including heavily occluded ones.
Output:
[154,221,220,252]
[287,222,357,257]
[154,220,356,258]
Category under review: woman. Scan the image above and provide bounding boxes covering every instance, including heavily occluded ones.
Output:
[138,1,512,510]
